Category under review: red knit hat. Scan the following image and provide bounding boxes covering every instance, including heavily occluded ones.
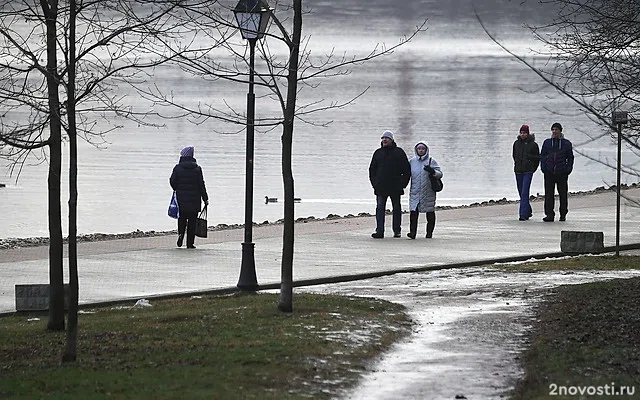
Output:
[519,124,530,134]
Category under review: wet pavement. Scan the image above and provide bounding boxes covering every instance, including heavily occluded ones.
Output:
[2,188,640,314]
[301,265,640,400]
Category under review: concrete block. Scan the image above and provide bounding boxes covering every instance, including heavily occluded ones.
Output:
[560,231,604,254]
[15,284,69,311]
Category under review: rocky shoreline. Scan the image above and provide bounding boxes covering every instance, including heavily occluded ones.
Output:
[1,183,638,250]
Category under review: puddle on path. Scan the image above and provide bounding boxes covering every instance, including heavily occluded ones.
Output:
[301,266,640,400]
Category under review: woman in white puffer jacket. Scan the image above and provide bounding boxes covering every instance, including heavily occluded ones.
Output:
[407,141,443,239]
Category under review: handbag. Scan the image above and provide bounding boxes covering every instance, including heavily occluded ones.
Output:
[430,176,443,192]
[428,158,444,193]
[168,191,179,219]
[195,206,208,238]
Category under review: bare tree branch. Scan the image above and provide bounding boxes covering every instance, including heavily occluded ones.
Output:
[476,0,640,206]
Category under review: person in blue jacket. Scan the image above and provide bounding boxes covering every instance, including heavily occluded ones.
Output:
[407,141,443,238]
[540,122,574,222]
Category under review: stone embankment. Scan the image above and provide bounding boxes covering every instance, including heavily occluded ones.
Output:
[1,183,638,250]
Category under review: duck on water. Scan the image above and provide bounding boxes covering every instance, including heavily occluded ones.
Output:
[265,196,301,204]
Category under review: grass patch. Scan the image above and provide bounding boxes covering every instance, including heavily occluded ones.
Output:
[492,254,640,273]
[0,292,412,399]
[511,260,640,399]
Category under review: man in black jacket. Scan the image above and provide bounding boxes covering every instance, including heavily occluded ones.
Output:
[368,130,411,238]
[170,146,209,248]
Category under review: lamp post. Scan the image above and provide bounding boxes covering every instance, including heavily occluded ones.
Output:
[612,111,628,257]
[233,0,271,290]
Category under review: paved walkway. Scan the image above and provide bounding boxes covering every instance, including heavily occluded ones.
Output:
[1,188,639,313]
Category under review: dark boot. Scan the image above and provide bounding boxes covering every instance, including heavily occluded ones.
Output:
[407,211,418,239]
[177,216,187,247]
[186,234,195,249]
[177,233,184,247]
[426,212,436,238]
[186,215,196,248]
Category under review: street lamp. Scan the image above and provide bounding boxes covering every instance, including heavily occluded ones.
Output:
[233,0,271,291]
[612,111,628,257]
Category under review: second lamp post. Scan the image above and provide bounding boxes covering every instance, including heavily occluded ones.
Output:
[233,0,271,290]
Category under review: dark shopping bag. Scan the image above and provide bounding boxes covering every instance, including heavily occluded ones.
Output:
[195,206,208,238]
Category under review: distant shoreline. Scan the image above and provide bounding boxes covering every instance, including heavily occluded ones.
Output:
[1,183,638,250]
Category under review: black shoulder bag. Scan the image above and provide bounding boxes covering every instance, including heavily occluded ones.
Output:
[429,158,443,192]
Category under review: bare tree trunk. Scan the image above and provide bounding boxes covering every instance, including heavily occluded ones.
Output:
[278,0,302,313]
[63,0,79,362]
[43,0,65,332]
[1,2,189,337]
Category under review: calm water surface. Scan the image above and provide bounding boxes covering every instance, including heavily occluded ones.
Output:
[1,0,635,239]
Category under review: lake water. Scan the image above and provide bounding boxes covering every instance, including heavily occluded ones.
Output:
[1,0,636,239]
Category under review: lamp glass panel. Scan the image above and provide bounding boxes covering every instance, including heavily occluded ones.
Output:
[258,11,271,36]
[236,12,261,39]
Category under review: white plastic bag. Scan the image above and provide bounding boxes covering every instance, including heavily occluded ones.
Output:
[133,299,152,308]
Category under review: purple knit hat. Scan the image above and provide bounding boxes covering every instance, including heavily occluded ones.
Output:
[180,146,194,158]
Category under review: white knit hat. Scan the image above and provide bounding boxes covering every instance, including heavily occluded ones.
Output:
[380,130,394,141]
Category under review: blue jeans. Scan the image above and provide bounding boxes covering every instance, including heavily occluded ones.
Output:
[375,195,402,235]
[515,172,533,219]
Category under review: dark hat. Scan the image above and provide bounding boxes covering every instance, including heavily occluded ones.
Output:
[519,124,530,134]
[551,122,563,132]
[180,146,194,157]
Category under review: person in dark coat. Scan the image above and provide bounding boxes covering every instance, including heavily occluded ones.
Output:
[540,122,574,222]
[512,124,540,221]
[170,146,209,248]
[368,130,411,238]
